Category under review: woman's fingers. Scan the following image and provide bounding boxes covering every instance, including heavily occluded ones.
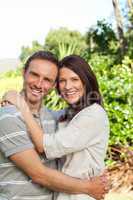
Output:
[2,90,22,107]
[0,100,12,107]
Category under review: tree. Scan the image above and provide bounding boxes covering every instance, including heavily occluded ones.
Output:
[127,0,133,10]
[86,20,118,55]
[44,27,87,58]
[20,41,44,63]
[112,0,127,56]
[127,0,133,27]
[112,0,124,40]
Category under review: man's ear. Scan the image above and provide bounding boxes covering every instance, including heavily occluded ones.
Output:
[22,68,26,78]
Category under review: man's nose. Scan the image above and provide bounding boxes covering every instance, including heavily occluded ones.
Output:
[35,78,43,89]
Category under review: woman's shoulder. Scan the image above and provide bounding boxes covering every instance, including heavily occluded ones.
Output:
[81,103,105,114]
[74,103,108,121]
[70,103,109,132]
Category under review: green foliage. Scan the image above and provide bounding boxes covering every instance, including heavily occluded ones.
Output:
[58,42,77,60]
[90,55,133,147]
[44,89,68,111]
[19,27,87,62]
[125,29,133,59]
[45,27,87,58]
[0,64,23,98]
[0,75,22,98]
[88,54,133,165]
[86,20,118,55]
[1,65,23,78]
[128,7,133,27]
[20,40,44,63]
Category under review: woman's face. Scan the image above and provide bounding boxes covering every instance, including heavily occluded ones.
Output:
[59,67,85,105]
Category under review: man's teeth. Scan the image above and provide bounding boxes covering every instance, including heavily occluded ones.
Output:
[31,89,41,95]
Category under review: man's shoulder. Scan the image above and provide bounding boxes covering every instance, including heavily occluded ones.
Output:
[0,105,22,126]
[0,105,19,116]
[43,107,67,122]
[40,107,55,120]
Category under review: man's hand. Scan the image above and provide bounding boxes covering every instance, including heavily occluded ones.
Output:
[85,174,110,200]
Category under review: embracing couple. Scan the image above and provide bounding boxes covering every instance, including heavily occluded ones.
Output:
[0,51,109,200]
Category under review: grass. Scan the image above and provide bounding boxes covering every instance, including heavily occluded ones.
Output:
[0,76,22,98]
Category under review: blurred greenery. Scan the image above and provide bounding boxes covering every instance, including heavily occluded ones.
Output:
[44,27,87,58]
[0,73,22,98]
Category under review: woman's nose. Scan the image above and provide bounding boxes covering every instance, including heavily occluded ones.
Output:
[65,81,72,89]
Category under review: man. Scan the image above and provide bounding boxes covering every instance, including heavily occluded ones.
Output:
[0,51,107,200]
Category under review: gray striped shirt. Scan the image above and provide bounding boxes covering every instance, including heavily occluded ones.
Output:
[0,105,57,200]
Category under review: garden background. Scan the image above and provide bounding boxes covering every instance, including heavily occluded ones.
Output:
[0,0,132,199]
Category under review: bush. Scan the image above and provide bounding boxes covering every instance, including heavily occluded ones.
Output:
[88,54,132,167]
[89,55,133,147]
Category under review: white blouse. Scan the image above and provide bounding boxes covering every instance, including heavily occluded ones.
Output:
[44,103,109,200]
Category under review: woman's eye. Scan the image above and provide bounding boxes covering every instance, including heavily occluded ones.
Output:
[59,79,65,83]
[72,78,78,81]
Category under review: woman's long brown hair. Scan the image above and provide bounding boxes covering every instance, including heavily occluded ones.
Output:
[57,55,103,119]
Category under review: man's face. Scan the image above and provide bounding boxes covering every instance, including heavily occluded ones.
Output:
[23,59,58,105]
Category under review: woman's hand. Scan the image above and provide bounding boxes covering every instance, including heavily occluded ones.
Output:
[2,90,30,113]
[2,90,22,107]
[3,90,25,108]
[0,99,11,107]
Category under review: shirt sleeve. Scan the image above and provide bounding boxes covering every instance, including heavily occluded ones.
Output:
[44,105,109,159]
[48,109,66,121]
[0,114,34,157]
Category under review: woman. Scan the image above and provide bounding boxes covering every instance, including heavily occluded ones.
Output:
[4,55,109,200]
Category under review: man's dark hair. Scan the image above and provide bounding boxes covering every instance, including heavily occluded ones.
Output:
[24,51,59,72]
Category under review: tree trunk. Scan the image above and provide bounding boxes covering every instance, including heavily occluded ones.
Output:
[127,0,133,10]
[112,0,126,57]
[127,0,133,28]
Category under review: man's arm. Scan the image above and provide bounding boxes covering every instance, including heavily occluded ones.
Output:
[0,107,107,199]
[10,148,107,200]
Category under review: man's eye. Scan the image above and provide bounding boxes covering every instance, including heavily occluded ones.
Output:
[44,78,53,84]
[30,72,38,77]
[44,78,50,82]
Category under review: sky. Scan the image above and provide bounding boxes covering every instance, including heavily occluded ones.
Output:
[0,0,114,59]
